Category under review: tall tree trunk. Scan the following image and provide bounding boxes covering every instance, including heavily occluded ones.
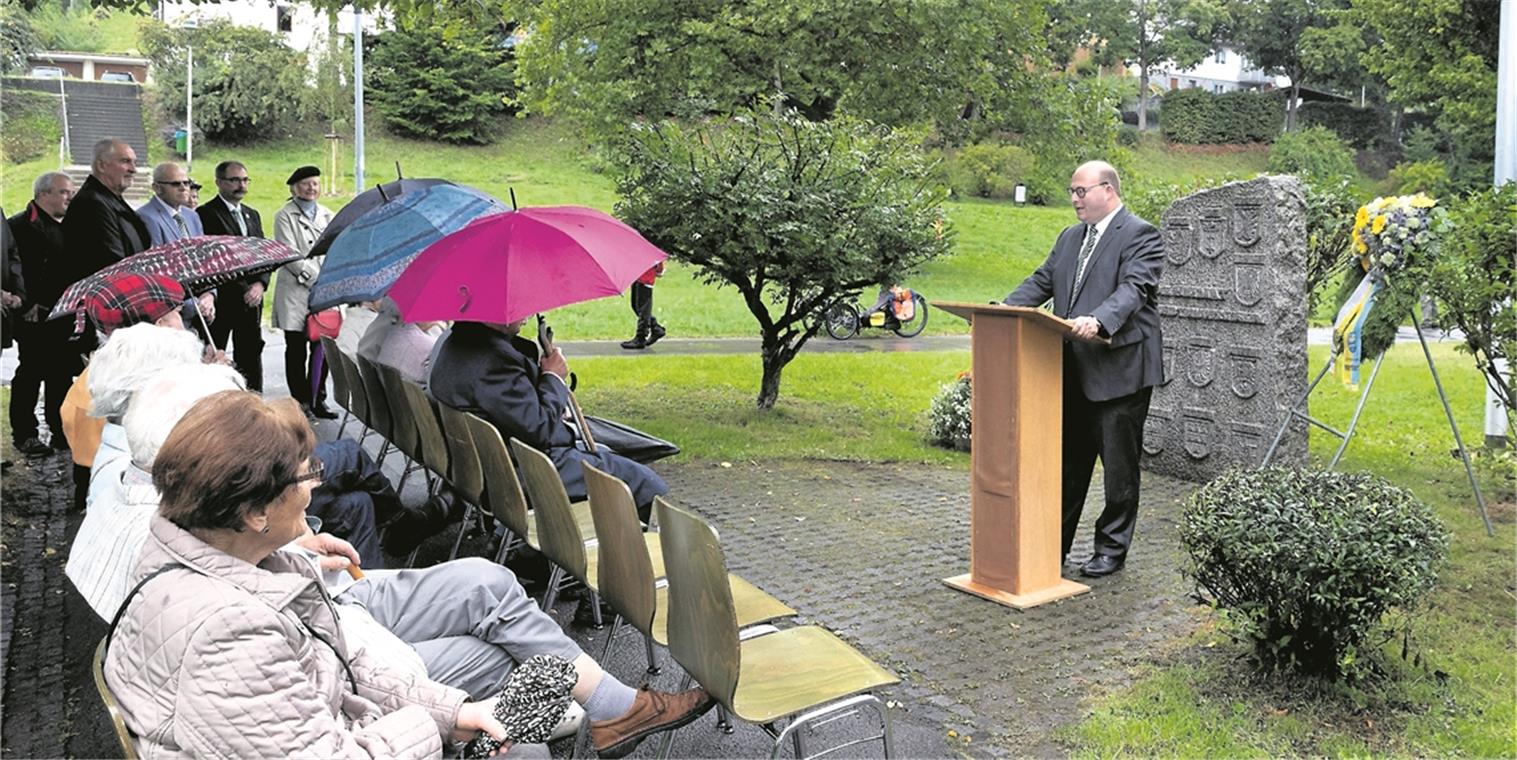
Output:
[756,326,800,409]
[1138,66,1150,131]
[1286,79,1301,131]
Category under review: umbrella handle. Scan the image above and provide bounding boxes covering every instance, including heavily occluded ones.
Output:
[190,291,220,351]
[566,389,597,455]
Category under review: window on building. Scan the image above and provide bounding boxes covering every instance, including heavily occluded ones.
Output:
[276,5,294,33]
[1215,49,1226,64]
[1213,83,1224,94]
[1188,79,1198,89]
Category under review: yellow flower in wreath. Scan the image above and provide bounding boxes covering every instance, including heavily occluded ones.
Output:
[1352,227,1367,253]
[1354,205,1369,230]
[1410,192,1437,208]
[1371,214,1388,234]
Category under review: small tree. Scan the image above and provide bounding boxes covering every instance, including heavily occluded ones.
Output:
[615,111,953,409]
[139,19,312,143]
[368,12,516,144]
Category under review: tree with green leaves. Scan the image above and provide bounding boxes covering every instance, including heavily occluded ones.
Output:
[1226,0,1352,131]
[497,0,1047,140]
[369,9,516,144]
[1049,0,1223,131]
[139,18,312,144]
[1350,0,1499,187]
[613,111,953,409]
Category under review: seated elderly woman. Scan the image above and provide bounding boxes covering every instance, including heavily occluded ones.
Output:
[102,391,509,758]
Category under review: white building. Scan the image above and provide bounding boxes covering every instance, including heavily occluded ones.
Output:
[155,0,381,58]
[1139,46,1288,94]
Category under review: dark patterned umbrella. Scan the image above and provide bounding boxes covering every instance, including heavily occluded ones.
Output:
[306,178,453,259]
[49,235,300,332]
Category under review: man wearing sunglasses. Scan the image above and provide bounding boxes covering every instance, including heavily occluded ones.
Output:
[1001,160,1164,578]
[137,162,204,247]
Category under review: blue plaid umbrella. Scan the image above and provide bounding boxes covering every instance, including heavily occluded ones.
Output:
[307,183,507,311]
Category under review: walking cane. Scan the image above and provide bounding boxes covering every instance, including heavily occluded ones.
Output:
[535,314,598,454]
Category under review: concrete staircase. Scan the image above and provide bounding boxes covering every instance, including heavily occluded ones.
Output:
[4,77,152,203]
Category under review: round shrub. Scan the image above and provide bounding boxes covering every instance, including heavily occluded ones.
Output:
[1388,159,1453,199]
[945,142,1033,200]
[1180,467,1448,680]
[927,375,971,450]
[1267,126,1356,185]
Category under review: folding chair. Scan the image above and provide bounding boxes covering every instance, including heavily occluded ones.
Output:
[370,362,427,493]
[583,465,796,680]
[656,500,899,758]
[318,337,354,438]
[466,414,595,562]
[352,355,398,468]
[93,639,139,759]
[436,402,487,561]
[330,347,378,447]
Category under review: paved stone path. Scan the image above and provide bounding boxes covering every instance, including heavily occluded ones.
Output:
[2,425,1200,758]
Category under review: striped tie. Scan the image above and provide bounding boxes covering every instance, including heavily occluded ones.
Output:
[173,211,190,238]
[1070,224,1098,308]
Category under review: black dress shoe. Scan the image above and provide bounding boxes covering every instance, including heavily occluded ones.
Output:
[17,437,50,456]
[311,402,339,420]
[1080,554,1125,577]
[620,336,647,350]
[644,324,666,346]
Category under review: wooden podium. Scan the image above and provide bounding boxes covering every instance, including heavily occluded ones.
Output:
[935,302,1091,609]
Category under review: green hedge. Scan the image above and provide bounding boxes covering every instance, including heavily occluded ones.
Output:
[0,88,61,164]
[1298,102,1391,149]
[1160,88,1285,145]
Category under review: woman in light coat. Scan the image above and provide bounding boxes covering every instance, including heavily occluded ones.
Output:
[102,391,511,758]
[272,165,337,418]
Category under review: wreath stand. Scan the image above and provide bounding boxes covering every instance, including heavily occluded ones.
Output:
[1262,301,1495,537]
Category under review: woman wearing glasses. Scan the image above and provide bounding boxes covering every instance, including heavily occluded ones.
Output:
[100,391,513,758]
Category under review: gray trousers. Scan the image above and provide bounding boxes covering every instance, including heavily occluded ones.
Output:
[339,557,583,699]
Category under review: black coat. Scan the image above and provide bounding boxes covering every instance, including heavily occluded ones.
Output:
[1,210,18,349]
[427,322,668,513]
[7,201,67,311]
[1004,206,1165,402]
[197,195,271,292]
[59,175,150,291]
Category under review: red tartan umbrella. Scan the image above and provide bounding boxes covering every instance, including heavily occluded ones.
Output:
[49,235,301,333]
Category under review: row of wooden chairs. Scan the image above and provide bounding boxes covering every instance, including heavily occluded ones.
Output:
[319,338,901,758]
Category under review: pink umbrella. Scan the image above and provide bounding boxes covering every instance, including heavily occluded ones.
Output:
[387,206,668,324]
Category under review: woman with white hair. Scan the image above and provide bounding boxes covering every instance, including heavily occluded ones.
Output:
[67,362,245,619]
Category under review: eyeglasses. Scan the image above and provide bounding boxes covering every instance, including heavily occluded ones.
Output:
[290,462,324,486]
[1067,182,1110,199]
[219,176,252,184]
[154,180,191,188]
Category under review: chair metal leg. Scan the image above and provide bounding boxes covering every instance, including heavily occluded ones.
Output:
[336,410,352,438]
[654,673,696,758]
[541,566,564,611]
[600,615,624,662]
[448,504,474,561]
[766,694,893,759]
[643,633,661,677]
[404,545,421,568]
[589,591,604,628]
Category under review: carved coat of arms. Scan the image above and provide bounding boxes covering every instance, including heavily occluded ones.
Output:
[1142,408,1170,456]
[1185,338,1216,388]
[1232,202,1264,247]
[1164,217,1195,267]
[1198,209,1228,260]
[1227,347,1262,399]
[1182,410,1214,460]
[1233,259,1266,307]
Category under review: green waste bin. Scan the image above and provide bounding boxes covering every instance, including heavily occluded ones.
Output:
[173,129,187,156]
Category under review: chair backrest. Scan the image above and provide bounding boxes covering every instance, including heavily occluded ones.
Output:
[93,640,140,759]
[466,412,532,540]
[329,347,367,424]
[583,463,657,636]
[436,403,484,505]
[402,381,451,482]
[656,497,741,710]
[353,355,393,441]
[372,362,421,460]
[319,337,350,410]
[510,437,587,581]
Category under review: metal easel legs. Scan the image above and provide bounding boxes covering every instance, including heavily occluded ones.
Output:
[1262,311,1494,536]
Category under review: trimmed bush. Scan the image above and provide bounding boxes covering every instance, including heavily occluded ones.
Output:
[370,16,517,144]
[926,375,971,450]
[945,142,1034,199]
[1161,88,1284,144]
[1298,102,1392,150]
[1181,467,1449,680]
[1267,126,1356,185]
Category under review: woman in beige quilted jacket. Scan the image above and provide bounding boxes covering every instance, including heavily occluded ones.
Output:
[102,391,510,758]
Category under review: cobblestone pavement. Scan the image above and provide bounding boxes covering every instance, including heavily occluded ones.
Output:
[2,426,1200,758]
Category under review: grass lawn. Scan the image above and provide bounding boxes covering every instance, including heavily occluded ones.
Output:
[1126,136,1272,189]
[1058,343,1515,758]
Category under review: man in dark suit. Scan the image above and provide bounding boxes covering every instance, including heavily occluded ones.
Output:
[197,160,267,391]
[1003,160,1164,577]
[60,138,150,293]
[8,172,79,455]
[429,319,669,522]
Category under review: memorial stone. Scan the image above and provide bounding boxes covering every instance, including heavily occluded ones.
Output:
[1143,176,1308,481]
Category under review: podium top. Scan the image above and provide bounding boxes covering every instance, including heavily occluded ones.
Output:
[931,301,1108,344]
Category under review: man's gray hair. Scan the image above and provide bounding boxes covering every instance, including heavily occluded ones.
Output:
[92,138,129,168]
[87,324,205,423]
[124,364,246,469]
[33,171,70,197]
[152,162,183,183]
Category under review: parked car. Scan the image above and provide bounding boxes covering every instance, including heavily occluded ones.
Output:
[29,66,66,79]
[100,71,136,83]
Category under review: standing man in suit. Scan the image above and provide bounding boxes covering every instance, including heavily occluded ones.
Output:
[197,160,267,391]
[136,162,204,246]
[7,172,76,455]
[1002,160,1163,578]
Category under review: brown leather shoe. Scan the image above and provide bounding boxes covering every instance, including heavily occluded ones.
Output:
[590,685,715,758]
